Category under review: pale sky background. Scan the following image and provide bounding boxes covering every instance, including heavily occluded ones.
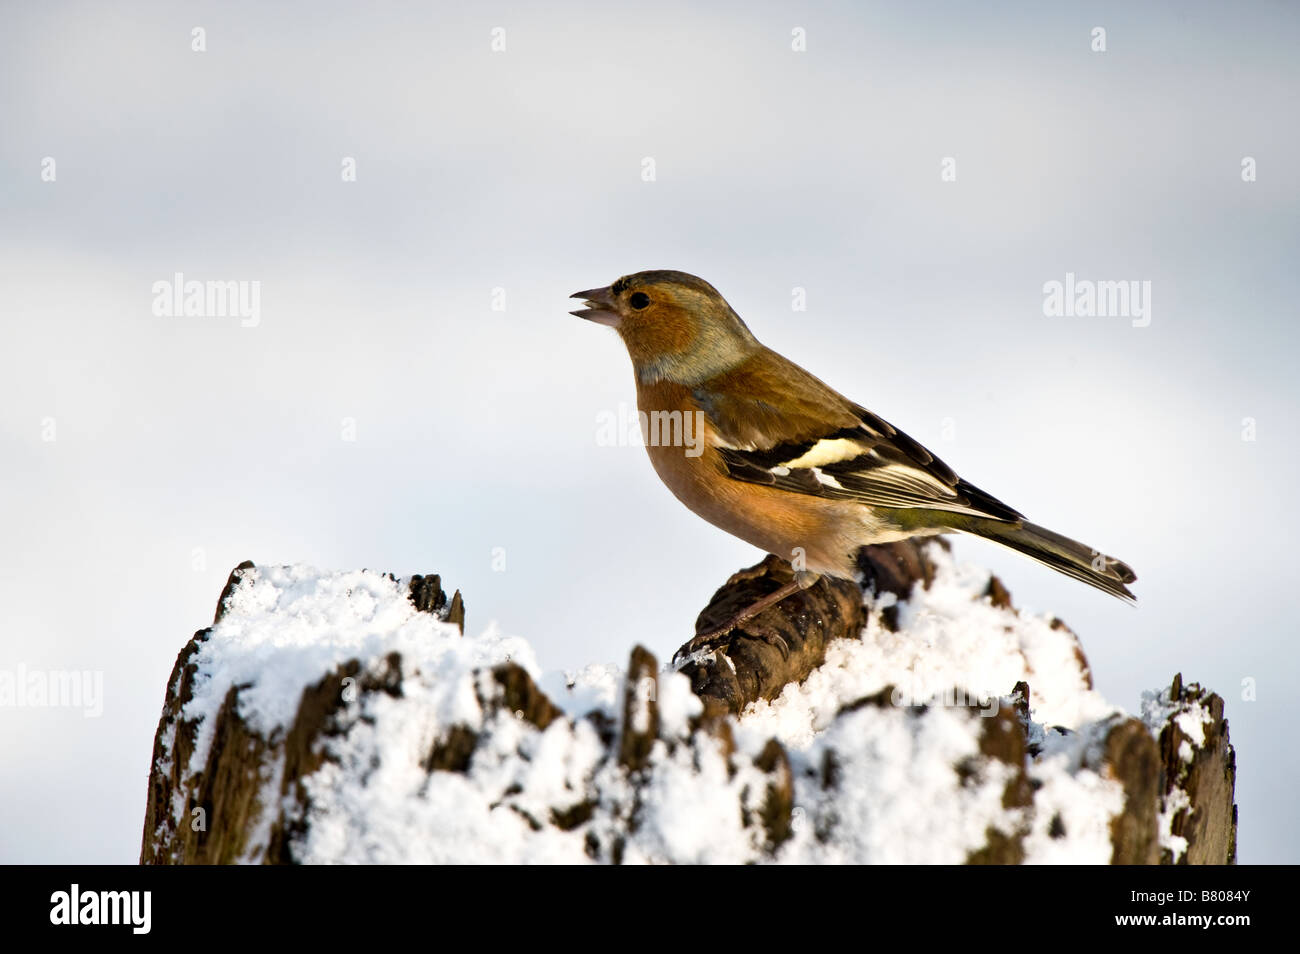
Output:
[2,0,1297,863]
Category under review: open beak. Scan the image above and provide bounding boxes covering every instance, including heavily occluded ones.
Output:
[570,286,621,327]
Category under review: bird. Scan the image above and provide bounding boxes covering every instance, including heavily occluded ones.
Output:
[570,270,1136,658]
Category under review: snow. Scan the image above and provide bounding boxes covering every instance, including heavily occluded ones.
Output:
[656,670,704,739]
[781,702,1018,863]
[183,565,530,780]
[542,663,621,717]
[1158,788,1193,864]
[734,546,1114,752]
[1022,750,1126,864]
[1174,708,1210,749]
[1140,683,1215,860]
[155,548,1198,864]
[618,736,766,864]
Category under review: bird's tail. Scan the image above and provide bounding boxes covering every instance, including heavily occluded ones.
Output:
[951,517,1137,603]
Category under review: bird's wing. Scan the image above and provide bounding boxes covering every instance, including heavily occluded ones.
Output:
[694,349,1023,522]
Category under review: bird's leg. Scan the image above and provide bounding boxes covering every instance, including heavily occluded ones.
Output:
[675,571,821,662]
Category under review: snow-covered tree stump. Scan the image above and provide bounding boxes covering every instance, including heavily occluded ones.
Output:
[139,547,1236,864]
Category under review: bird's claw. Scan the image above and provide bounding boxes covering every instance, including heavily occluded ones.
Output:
[673,623,737,665]
[673,620,791,666]
[745,621,792,659]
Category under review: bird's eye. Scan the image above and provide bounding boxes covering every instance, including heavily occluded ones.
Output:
[629,291,651,310]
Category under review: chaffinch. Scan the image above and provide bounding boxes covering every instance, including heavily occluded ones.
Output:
[571,270,1136,655]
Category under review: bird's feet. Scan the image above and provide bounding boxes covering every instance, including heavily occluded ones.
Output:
[673,617,791,666]
[672,570,821,665]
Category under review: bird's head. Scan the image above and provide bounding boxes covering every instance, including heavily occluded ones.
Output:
[570,270,759,384]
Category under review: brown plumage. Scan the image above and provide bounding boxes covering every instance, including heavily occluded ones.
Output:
[571,269,1136,650]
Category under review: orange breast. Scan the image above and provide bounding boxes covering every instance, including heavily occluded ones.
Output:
[633,378,870,578]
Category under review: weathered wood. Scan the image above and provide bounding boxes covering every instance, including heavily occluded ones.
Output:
[142,571,462,864]
[408,574,465,633]
[618,646,659,771]
[141,558,1238,865]
[678,541,937,716]
[1156,674,1238,864]
[966,702,1033,864]
[753,739,795,851]
[1103,717,1163,865]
